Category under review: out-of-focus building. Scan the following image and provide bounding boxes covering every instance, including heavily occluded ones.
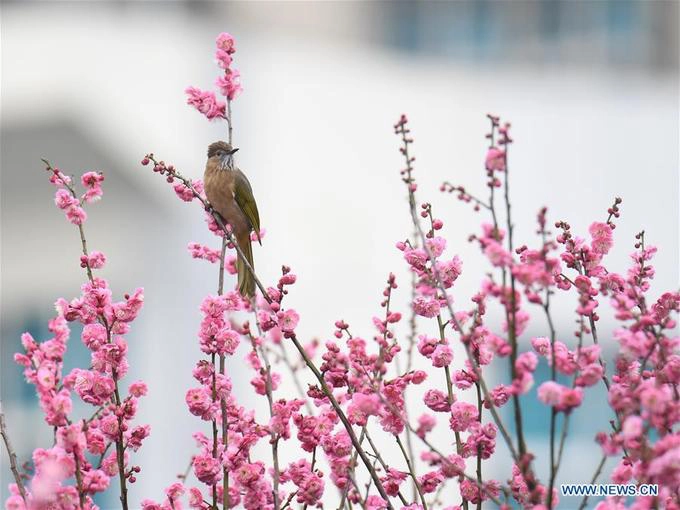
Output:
[2,2,677,508]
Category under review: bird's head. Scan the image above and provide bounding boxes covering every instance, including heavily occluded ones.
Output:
[207,141,239,170]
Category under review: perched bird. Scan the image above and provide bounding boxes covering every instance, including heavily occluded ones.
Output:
[203,141,261,298]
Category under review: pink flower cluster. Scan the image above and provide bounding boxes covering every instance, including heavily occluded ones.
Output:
[52,169,103,225]
[188,242,222,264]
[185,87,226,121]
[185,32,242,121]
[7,164,148,510]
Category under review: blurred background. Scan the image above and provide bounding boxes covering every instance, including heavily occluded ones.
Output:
[1,1,678,508]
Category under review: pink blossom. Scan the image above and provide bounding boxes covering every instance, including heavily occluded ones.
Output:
[403,247,428,270]
[251,371,280,395]
[216,32,236,54]
[127,424,151,451]
[531,336,551,357]
[515,351,538,375]
[99,414,120,441]
[438,256,463,287]
[424,389,450,412]
[54,189,78,209]
[203,326,239,355]
[65,205,87,225]
[485,146,506,171]
[484,240,512,267]
[426,236,447,257]
[488,384,513,408]
[56,422,86,453]
[462,422,497,459]
[193,454,222,485]
[81,323,107,351]
[215,49,233,69]
[449,401,478,432]
[589,222,614,255]
[216,70,242,101]
[366,496,388,510]
[416,413,437,439]
[381,468,408,496]
[81,251,106,269]
[129,380,148,397]
[83,469,110,493]
[185,387,214,420]
[413,296,441,318]
[348,392,380,425]
[417,335,439,357]
[81,171,104,202]
[537,381,563,407]
[575,363,604,387]
[431,344,453,368]
[188,487,206,509]
[621,415,644,441]
[282,459,324,505]
[441,454,465,478]
[279,309,299,333]
[419,470,444,493]
[559,388,583,412]
[234,461,264,488]
[611,460,633,484]
[174,180,202,202]
[185,86,226,120]
[270,399,303,439]
[70,368,115,405]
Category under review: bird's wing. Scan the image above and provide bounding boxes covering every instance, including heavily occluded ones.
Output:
[233,169,261,244]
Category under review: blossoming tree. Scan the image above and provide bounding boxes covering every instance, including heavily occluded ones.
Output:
[2,32,678,510]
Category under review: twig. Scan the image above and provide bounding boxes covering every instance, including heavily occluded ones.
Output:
[73,447,87,507]
[0,402,28,504]
[210,352,219,509]
[280,490,297,510]
[363,431,408,506]
[217,236,231,509]
[395,434,427,509]
[501,143,528,459]
[437,315,467,509]
[578,454,608,510]
[177,456,194,482]
[276,343,314,415]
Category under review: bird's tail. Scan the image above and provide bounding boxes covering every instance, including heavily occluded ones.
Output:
[236,232,255,299]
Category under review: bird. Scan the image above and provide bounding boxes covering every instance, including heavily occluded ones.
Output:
[203,141,261,298]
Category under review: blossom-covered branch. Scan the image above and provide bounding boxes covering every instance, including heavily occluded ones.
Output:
[4,160,148,510]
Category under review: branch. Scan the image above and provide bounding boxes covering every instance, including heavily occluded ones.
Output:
[395,434,427,509]
[287,334,393,507]
[394,119,520,463]
[42,159,130,510]
[578,454,608,510]
[0,401,28,504]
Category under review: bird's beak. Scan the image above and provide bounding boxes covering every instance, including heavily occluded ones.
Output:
[228,147,239,155]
